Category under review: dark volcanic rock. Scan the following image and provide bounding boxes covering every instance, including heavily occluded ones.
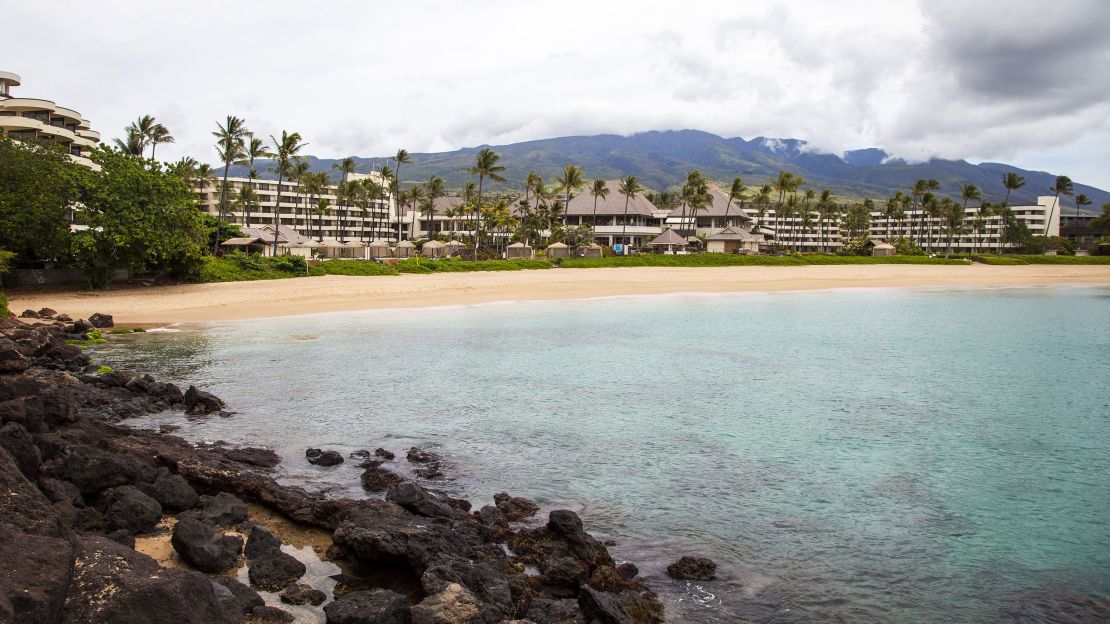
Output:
[578,585,664,624]
[197,491,248,526]
[0,421,41,478]
[0,521,76,624]
[386,482,457,519]
[407,446,441,464]
[0,445,60,535]
[324,589,411,624]
[20,309,38,318]
[139,471,198,512]
[88,313,114,328]
[171,515,243,573]
[183,385,224,415]
[251,604,296,622]
[421,555,515,621]
[248,548,307,591]
[665,556,716,581]
[361,465,405,491]
[527,598,587,624]
[47,444,147,497]
[411,582,485,624]
[214,575,265,613]
[245,523,282,559]
[103,485,162,534]
[37,308,58,318]
[494,492,539,521]
[0,339,31,373]
[616,562,639,581]
[62,534,237,624]
[307,448,344,466]
[280,582,327,606]
[375,447,395,460]
[39,476,84,506]
[223,446,281,468]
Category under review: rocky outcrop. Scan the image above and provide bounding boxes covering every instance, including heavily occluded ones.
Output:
[306,447,344,466]
[184,385,224,415]
[87,313,114,328]
[665,556,716,581]
[494,492,539,521]
[280,582,327,606]
[171,515,244,573]
[324,589,411,624]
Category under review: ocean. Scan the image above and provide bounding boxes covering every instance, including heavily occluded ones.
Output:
[97,285,1110,623]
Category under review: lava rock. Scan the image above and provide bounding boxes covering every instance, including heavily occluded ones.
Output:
[197,491,248,526]
[171,515,243,573]
[0,421,41,478]
[248,549,306,591]
[103,485,162,534]
[578,586,664,624]
[0,521,76,623]
[494,492,539,521]
[0,340,31,373]
[386,482,457,519]
[375,447,396,460]
[183,385,224,415]
[324,589,411,624]
[140,471,199,512]
[411,582,483,624]
[280,582,327,606]
[38,476,84,506]
[223,446,280,468]
[214,575,265,613]
[20,310,38,319]
[616,562,639,581]
[37,308,58,318]
[665,556,716,581]
[251,605,296,623]
[88,313,114,328]
[360,465,404,491]
[306,448,344,466]
[245,523,282,560]
[407,446,441,464]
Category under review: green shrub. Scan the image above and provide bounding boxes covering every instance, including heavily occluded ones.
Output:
[198,252,313,283]
[0,292,9,318]
[132,327,146,333]
[109,328,131,334]
[319,260,398,276]
[67,329,106,346]
[557,254,966,269]
[967,254,1110,265]
[95,364,113,374]
[394,258,552,273]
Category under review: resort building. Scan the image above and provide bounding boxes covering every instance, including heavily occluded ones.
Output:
[194,171,399,243]
[0,71,101,170]
[562,180,666,248]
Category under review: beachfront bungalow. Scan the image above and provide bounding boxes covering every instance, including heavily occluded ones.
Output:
[649,229,688,254]
[506,242,534,259]
[444,240,466,257]
[223,225,320,258]
[368,240,391,259]
[422,240,446,258]
[395,240,415,258]
[220,235,271,255]
[705,226,764,254]
[563,180,663,249]
[863,239,896,257]
[546,241,570,258]
[582,243,604,258]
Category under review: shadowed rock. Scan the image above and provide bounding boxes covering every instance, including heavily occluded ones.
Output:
[248,548,306,591]
[171,515,243,573]
[324,589,411,624]
[665,556,716,581]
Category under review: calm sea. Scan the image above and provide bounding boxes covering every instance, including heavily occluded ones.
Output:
[97,286,1110,623]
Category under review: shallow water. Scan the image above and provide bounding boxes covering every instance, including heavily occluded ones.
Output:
[98,286,1110,623]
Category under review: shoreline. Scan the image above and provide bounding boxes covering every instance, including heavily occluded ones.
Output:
[9,264,1110,324]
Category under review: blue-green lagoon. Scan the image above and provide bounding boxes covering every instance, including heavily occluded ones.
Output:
[98,286,1110,623]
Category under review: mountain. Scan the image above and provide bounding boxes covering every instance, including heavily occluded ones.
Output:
[222,130,1110,206]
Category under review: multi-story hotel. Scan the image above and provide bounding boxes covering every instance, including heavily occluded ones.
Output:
[0,71,101,170]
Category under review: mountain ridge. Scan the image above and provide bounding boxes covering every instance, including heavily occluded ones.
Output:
[221,129,1109,207]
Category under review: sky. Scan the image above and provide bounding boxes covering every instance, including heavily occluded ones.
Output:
[5,0,1110,189]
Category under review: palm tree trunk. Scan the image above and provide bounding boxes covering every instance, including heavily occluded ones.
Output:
[272,171,284,255]
[476,175,485,253]
[215,161,231,254]
[620,195,631,252]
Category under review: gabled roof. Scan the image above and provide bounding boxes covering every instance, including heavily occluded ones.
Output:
[668,185,753,219]
[564,180,659,217]
[649,229,687,246]
[706,226,765,242]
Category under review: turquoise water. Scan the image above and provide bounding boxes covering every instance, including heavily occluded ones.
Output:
[98,286,1110,623]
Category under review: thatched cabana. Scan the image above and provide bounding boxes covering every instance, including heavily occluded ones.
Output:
[863,239,896,257]
[444,240,465,257]
[649,229,687,254]
[545,241,570,258]
[582,243,604,258]
[368,239,392,259]
[506,242,534,259]
[422,240,446,258]
[395,240,415,258]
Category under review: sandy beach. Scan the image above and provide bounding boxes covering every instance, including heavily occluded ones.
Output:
[8,264,1110,324]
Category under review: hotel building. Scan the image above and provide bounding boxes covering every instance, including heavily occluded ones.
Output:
[0,71,101,170]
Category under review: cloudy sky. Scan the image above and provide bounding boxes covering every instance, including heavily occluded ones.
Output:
[5,0,1109,188]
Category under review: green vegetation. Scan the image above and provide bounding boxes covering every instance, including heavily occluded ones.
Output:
[319,260,398,276]
[557,254,967,269]
[0,292,9,318]
[95,364,113,374]
[396,258,553,273]
[67,329,106,346]
[109,328,132,334]
[198,251,311,282]
[966,254,1110,265]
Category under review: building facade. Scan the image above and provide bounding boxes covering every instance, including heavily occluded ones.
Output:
[0,71,101,169]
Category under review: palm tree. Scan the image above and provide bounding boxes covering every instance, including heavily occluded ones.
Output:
[589,179,610,232]
[376,165,394,242]
[126,115,157,156]
[237,135,269,229]
[393,148,411,183]
[555,164,585,228]
[268,131,306,254]
[617,176,643,251]
[1046,175,1073,238]
[817,189,835,252]
[212,116,248,252]
[423,176,446,240]
[406,185,426,241]
[289,160,311,231]
[331,157,357,242]
[393,187,410,241]
[723,178,745,228]
[464,148,506,253]
[314,197,330,243]
[680,171,711,246]
[780,195,799,251]
[754,184,773,231]
[113,128,145,156]
[958,184,981,255]
[1000,172,1026,254]
[148,123,174,161]
[884,192,903,242]
[940,198,967,258]
[302,171,328,240]
[973,202,993,254]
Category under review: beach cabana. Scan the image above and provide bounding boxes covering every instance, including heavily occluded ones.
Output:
[863,239,895,257]
[221,236,269,255]
[705,226,764,254]
[395,240,415,258]
[649,229,687,254]
[368,239,392,259]
[545,241,570,258]
[444,240,465,257]
[283,240,321,260]
[582,243,604,258]
[422,240,446,258]
[506,241,534,259]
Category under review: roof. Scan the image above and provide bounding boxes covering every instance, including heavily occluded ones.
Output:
[669,185,753,219]
[507,242,532,248]
[242,224,312,245]
[705,226,765,242]
[429,195,466,215]
[546,242,568,248]
[866,238,895,249]
[423,240,445,248]
[396,240,415,247]
[368,240,391,248]
[222,237,265,246]
[564,180,659,218]
[649,229,687,246]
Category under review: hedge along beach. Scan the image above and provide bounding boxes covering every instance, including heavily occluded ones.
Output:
[9,263,1110,324]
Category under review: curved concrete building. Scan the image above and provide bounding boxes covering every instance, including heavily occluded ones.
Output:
[0,71,101,169]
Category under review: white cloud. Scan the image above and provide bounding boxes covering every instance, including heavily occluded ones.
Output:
[2,0,1107,188]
